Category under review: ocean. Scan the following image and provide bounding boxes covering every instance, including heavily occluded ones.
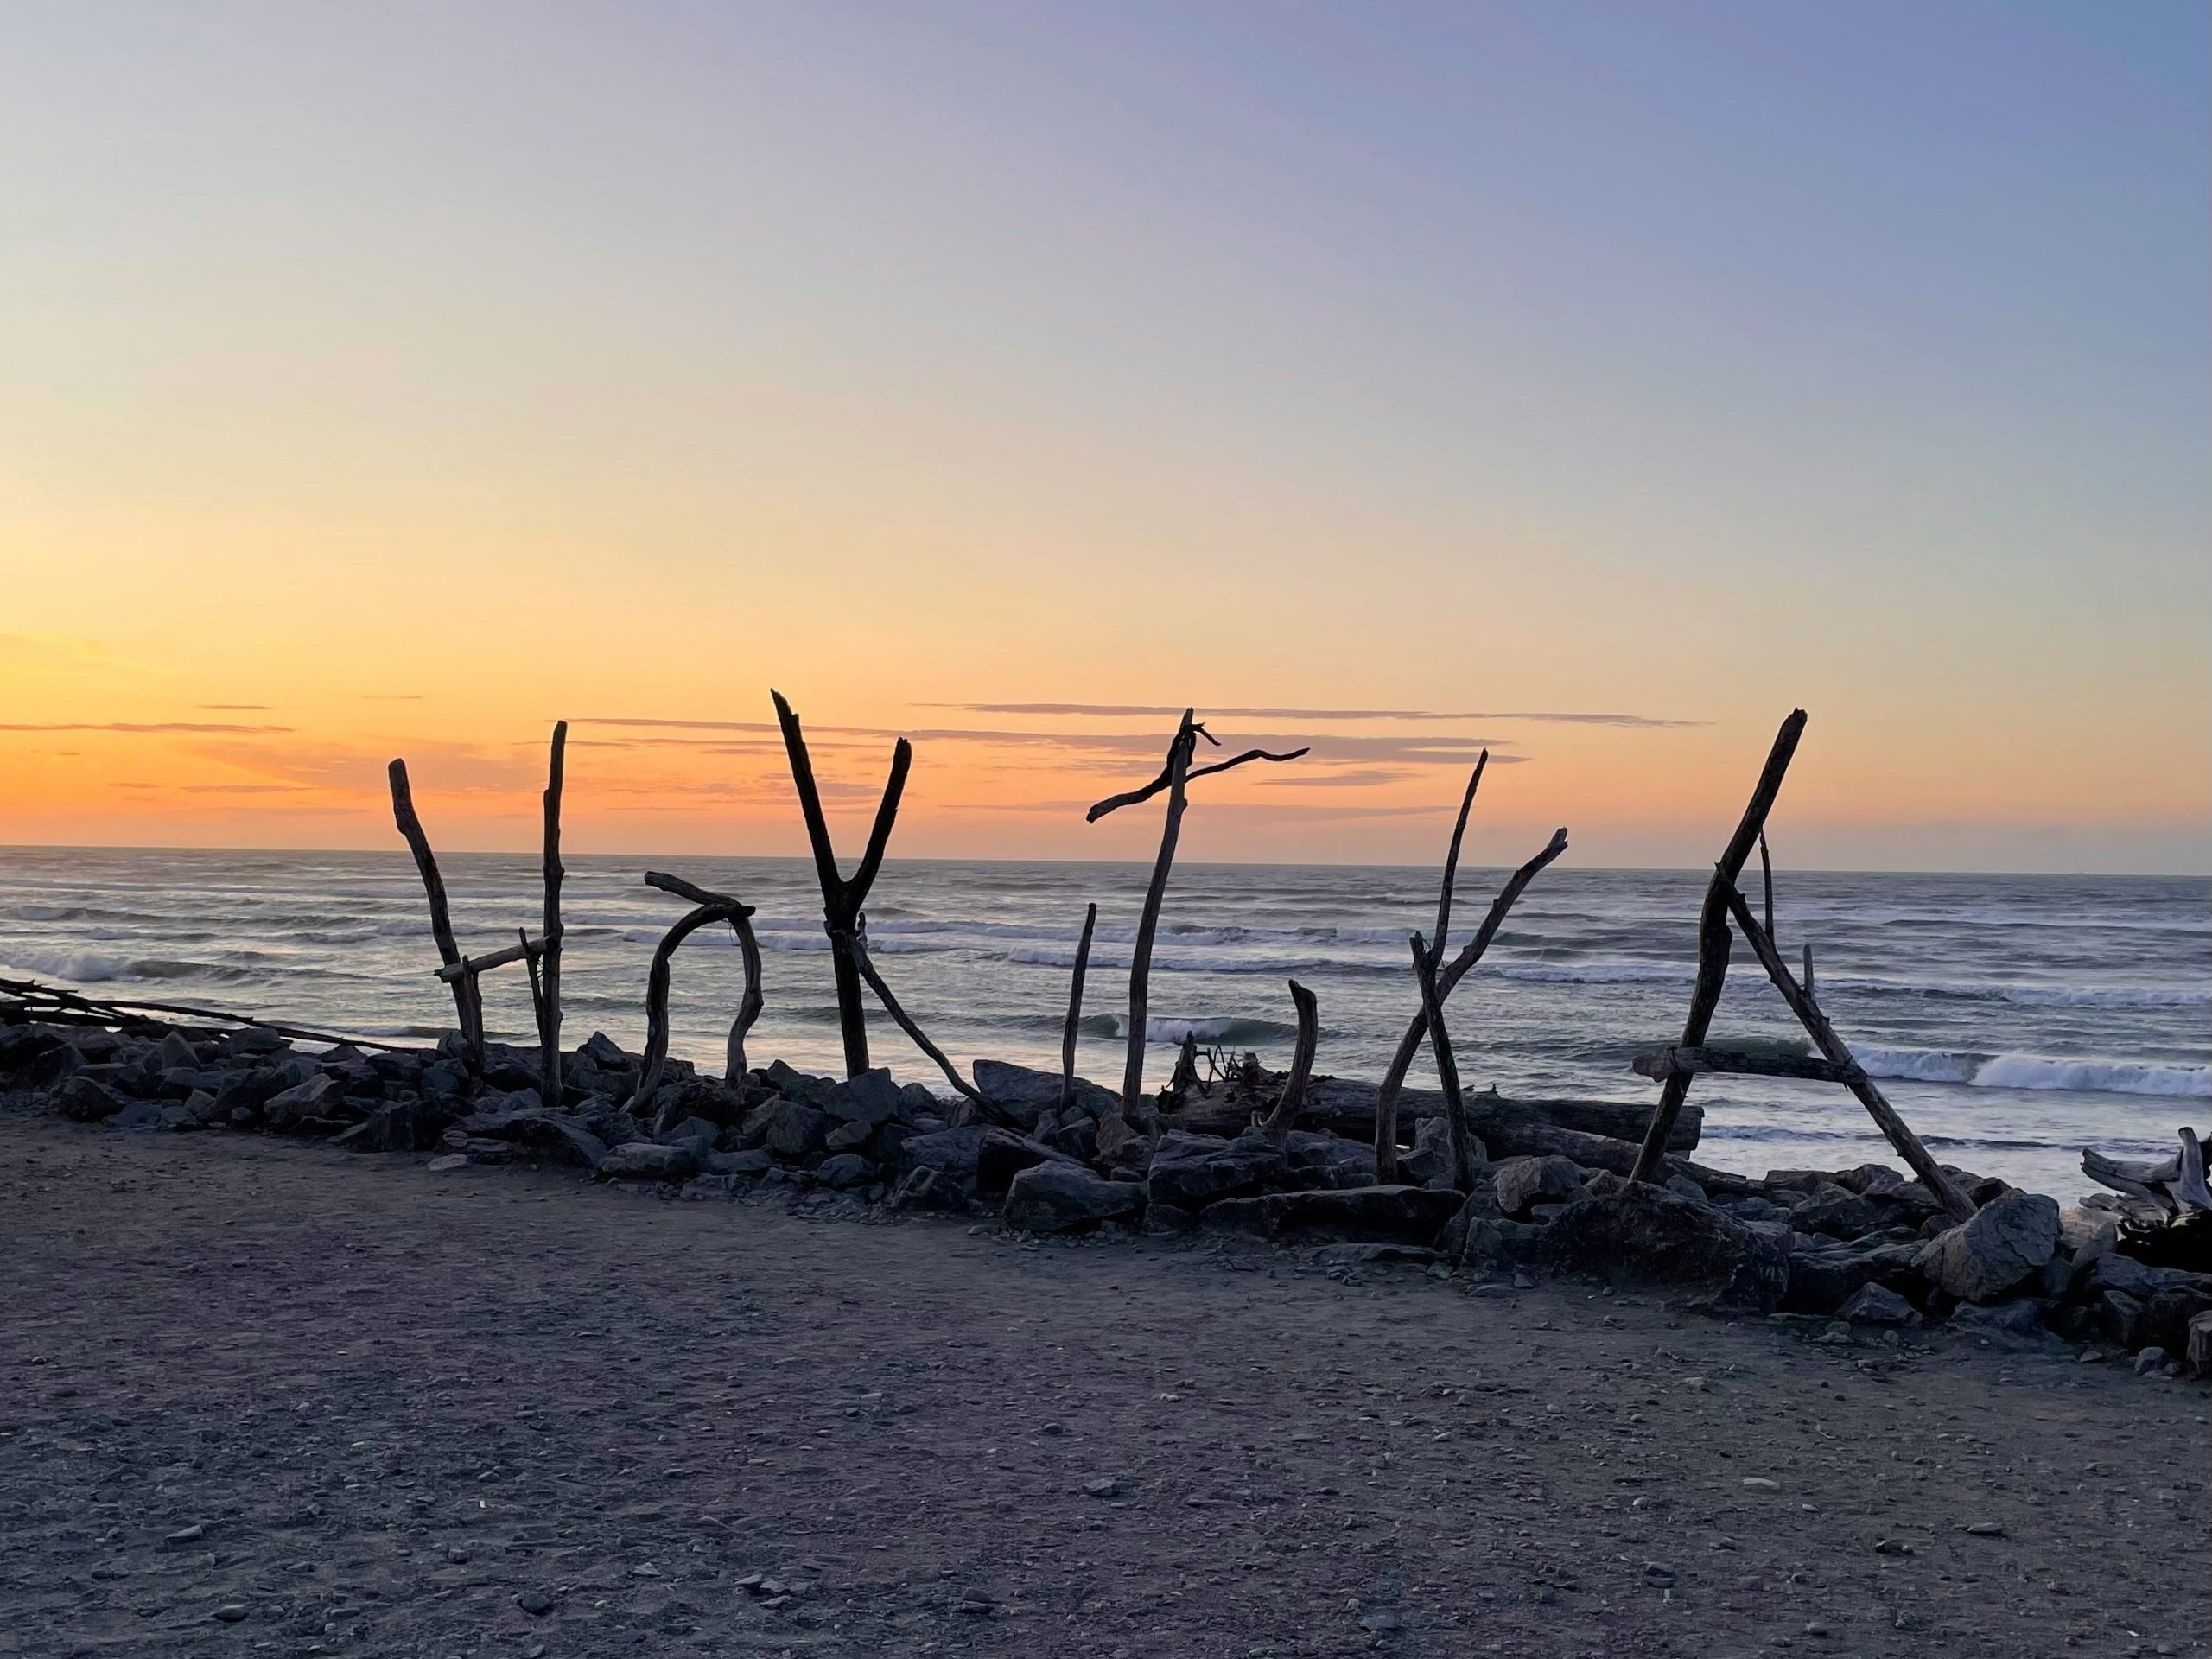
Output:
[1,846,2204,1202]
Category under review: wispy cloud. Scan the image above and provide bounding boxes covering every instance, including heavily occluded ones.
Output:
[114,780,315,795]
[0,721,295,734]
[199,702,275,711]
[931,702,1699,728]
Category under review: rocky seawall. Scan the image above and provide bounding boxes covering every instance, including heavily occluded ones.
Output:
[4,1014,2209,1380]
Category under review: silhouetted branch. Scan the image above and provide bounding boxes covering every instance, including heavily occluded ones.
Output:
[1059,902,1097,1116]
[1259,979,1319,1147]
[1628,709,1806,1185]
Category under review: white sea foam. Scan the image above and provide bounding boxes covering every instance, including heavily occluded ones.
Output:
[1971,1053,2209,1098]
[0,947,143,983]
[1853,1043,2209,1097]
[1855,1043,1981,1084]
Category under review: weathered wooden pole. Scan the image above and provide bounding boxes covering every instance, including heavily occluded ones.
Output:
[537,721,568,1108]
[387,757,484,1065]
[1085,710,1306,1122]
[1410,932,1480,1191]
[772,689,910,1078]
[1059,902,1098,1116]
[1627,709,1806,1185]
[1259,979,1319,1147]
[1717,882,1974,1222]
[1373,824,1569,1180]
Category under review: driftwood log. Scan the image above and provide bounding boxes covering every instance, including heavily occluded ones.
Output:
[1634,1045,1853,1085]
[1372,812,1568,1179]
[386,758,483,1063]
[1059,902,1097,1116]
[1410,932,1481,1191]
[626,871,761,1118]
[1628,710,1804,1185]
[645,871,765,1081]
[1716,881,1974,1222]
[1258,980,1318,1147]
[1087,709,1306,1121]
[537,721,568,1108]
[848,927,1007,1121]
[772,690,909,1078]
[2084,1127,2212,1218]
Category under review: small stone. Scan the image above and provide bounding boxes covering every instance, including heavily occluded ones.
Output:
[1084,1476,1121,1497]
[1872,1538,1914,1555]
[1357,1611,1402,1632]
[2133,1345,2169,1376]
[164,1523,205,1545]
[1039,1421,1064,1436]
[1815,1321,1853,1345]
[1803,1621,1831,1637]
[1741,1477,1780,1491]
[212,1604,249,1624]
[515,1589,555,1616]
[427,1153,468,1173]
[446,1545,471,1564]
[1962,1522,2005,1537]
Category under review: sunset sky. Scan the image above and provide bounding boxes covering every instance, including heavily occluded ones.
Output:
[3,3,2205,872]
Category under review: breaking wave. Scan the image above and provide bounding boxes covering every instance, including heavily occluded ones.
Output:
[1853,1043,2209,1098]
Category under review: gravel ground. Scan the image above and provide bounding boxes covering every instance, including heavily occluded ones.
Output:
[2,1112,2206,1659]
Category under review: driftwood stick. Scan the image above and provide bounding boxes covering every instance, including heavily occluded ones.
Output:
[1758,830,1775,940]
[1118,712,1196,1118]
[1374,825,1569,1181]
[1409,933,1480,1192]
[847,930,995,1112]
[627,901,747,1117]
[771,688,910,1077]
[0,976,411,1052]
[1802,943,1815,1000]
[1059,902,1098,1116]
[434,936,547,982]
[537,721,568,1107]
[1085,710,1308,1117]
[1719,881,1974,1222]
[641,871,764,1083]
[519,926,548,1074]
[1084,744,1307,823]
[1431,753,1487,967]
[726,913,765,1081]
[1259,979,1319,1147]
[386,757,483,1060]
[1634,1045,1854,1084]
[2174,1128,2212,1213]
[1628,710,1806,1184]
[2082,1147,2179,1215]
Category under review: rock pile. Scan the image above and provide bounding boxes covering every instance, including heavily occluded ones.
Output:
[5,1017,2209,1378]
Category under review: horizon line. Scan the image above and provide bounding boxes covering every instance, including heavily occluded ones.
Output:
[0,839,2202,883]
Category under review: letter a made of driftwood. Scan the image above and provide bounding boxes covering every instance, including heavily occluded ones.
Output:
[1625,711,1974,1224]
[772,690,908,1079]
[1086,709,1307,1121]
[626,870,764,1122]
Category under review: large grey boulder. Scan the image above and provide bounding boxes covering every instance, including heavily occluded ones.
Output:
[597,1142,698,1182]
[1200,1185,1463,1245]
[1540,1182,1790,1317]
[1147,1128,1287,1211]
[1285,1130,1376,1190]
[1492,1155,1586,1219]
[976,1129,1072,1197]
[1914,1193,2060,1304]
[54,1075,128,1122]
[741,1097,833,1160]
[1002,1163,1145,1233]
[971,1059,1121,1127]
[1781,1239,1923,1315]
[826,1069,905,1128]
[263,1073,345,1132]
[894,1126,992,1198]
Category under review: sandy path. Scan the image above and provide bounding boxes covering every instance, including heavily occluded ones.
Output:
[0,1115,2204,1659]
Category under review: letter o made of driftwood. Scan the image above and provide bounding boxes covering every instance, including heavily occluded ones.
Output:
[629,904,760,1116]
